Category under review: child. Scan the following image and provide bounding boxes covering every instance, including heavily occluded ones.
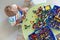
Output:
[4,4,26,26]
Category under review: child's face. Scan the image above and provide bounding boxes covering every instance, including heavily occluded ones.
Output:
[5,4,18,17]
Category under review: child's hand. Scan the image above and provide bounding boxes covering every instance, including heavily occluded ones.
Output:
[17,6,27,15]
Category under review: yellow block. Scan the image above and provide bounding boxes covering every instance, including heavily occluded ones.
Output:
[55,15,60,22]
[34,14,38,18]
[57,38,60,40]
[45,5,50,11]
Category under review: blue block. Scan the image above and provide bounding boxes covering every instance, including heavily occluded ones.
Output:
[53,5,60,10]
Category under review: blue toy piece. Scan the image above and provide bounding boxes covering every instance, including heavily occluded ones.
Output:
[53,5,60,10]
[50,9,57,16]
[28,26,56,40]
[53,5,60,13]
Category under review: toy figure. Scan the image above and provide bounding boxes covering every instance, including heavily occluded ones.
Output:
[4,4,26,26]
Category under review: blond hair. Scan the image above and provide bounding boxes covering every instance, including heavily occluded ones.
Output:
[4,5,18,17]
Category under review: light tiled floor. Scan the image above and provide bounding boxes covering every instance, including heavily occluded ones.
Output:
[17,26,25,40]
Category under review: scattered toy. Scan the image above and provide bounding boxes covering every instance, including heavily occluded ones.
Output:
[56,33,60,40]
[24,25,30,29]
[44,5,51,11]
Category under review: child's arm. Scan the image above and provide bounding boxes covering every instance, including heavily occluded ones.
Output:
[16,6,27,26]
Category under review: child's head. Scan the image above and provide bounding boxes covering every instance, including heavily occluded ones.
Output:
[5,4,18,17]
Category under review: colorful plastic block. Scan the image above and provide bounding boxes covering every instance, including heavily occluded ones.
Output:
[54,15,60,22]
[56,33,60,40]
[44,5,51,11]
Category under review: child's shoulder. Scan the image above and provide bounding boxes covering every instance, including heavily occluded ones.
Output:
[9,16,16,22]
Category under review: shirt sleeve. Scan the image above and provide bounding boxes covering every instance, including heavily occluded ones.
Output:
[19,10,24,17]
[9,16,16,26]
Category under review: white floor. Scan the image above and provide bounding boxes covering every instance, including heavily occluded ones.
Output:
[0,0,24,40]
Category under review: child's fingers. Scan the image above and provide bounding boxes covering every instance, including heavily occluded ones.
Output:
[17,6,22,10]
[17,6,27,14]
